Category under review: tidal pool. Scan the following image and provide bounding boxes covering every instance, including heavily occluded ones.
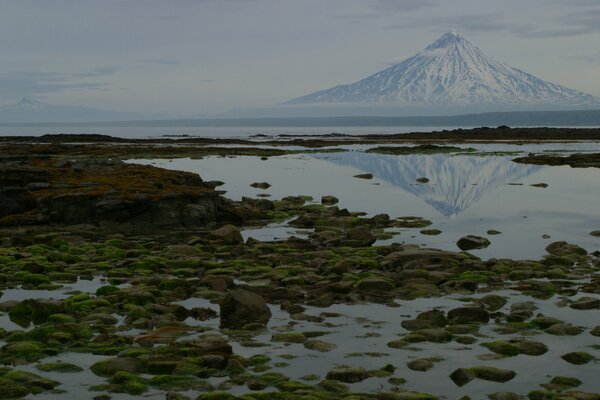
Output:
[134,144,600,259]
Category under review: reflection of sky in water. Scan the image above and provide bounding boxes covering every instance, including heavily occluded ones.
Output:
[133,149,600,259]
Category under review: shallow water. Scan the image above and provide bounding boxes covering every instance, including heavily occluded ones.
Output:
[135,145,600,259]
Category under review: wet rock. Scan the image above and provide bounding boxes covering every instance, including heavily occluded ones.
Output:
[421,229,442,235]
[590,230,600,237]
[416,177,429,183]
[569,297,600,310]
[450,366,516,386]
[447,306,489,324]
[488,393,525,400]
[478,294,507,312]
[321,195,339,205]
[482,339,548,356]
[167,244,202,257]
[353,173,373,179]
[545,241,587,256]
[419,328,452,343]
[342,226,376,247]
[561,352,594,365]
[219,289,271,329]
[250,182,271,189]
[530,183,548,188]
[547,376,582,390]
[91,357,145,377]
[271,332,306,343]
[210,224,243,244]
[326,366,369,383]
[558,391,600,400]
[188,335,232,356]
[357,277,395,292]
[545,323,583,336]
[381,247,460,269]
[457,235,491,251]
[591,325,600,337]
[304,340,336,352]
[0,378,30,398]
[407,358,434,371]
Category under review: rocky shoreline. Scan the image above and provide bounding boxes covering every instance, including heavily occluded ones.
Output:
[0,132,599,399]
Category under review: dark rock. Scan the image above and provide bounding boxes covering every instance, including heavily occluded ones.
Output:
[210,224,243,244]
[220,289,271,329]
[545,241,587,256]
[407,358,434,371]
[416,177,429,183]
[357,277,395,292]
[321,195,339,205]
[457,235,491,251]
[326,366,369,383]
[250,182,271,189]
[447,306,489,324]
[569,297,600,310]
[353,173,373,179]
[561,352,593,365]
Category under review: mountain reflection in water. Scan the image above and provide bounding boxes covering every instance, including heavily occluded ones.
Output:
[314,152,541,216]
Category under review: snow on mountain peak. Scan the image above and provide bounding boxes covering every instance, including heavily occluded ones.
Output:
[286,33,599,107]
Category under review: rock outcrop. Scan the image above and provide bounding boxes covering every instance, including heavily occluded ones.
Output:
[0,158,240,230]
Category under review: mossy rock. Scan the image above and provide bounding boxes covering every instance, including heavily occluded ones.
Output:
[91,357,145,377]
[36,362,83,373]
[561,352,593,365]
[482,340,547,356]
[0,341,47,363]
[0,378,29,399]
[271,332,307,344]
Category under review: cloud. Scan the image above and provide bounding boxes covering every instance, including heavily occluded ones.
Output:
[0,66,117,101]
[331,0,437,21]
[509,9,600,38]
[141,59,181,65]
[385,13,518,34]
[384,8,600,39]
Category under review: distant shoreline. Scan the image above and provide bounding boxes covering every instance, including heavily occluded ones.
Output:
[1,109,599,128]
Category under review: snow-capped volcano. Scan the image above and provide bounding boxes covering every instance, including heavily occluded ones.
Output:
[287,32,598,107]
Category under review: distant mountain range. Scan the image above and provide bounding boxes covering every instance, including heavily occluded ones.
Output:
[287,32,600,109]
[0,98,151,123]
[315,152,541,216]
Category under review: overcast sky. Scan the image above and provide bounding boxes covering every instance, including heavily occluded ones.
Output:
[1,0,599,115]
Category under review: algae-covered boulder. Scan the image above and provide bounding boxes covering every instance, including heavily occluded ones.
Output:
[219,289,271,329]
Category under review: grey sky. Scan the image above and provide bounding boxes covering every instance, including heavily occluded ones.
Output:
[1,0,599,115]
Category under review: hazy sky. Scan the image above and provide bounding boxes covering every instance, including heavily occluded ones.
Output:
[1,0,599,115]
